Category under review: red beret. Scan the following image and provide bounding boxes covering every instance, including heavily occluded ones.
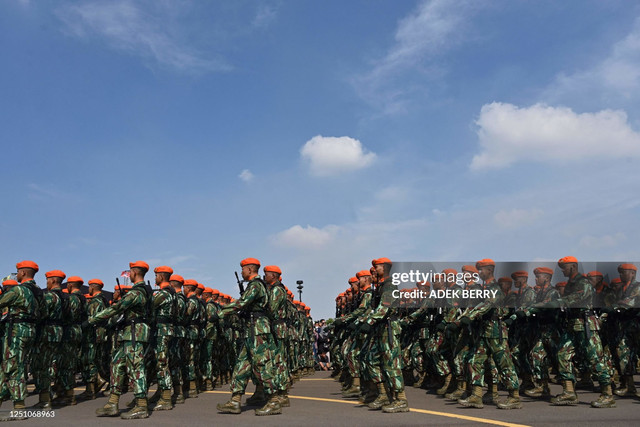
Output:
[2,279,18,286]
[203,287,213,294]
[240,258,261,267]
[476,259,495,268]
[212,289,220,295]
[264,265,282,274]
[183,279,197,287]
[45,270,66,279]
[461,265,478,274]
[372,257,392,266]
[129,261,150,270]
[345,287,353,293]
[170,274,184,284]
[197,282,205,290]
[356,270,371,278]
[154,266,173,274]
[498,277,513,284]
[618,263,637,271]
[558,256,578,265]
[555,281,567,287]
[88,279,104,286]
[442,268,458,276]
[534,267,554,276]
[16,260,39,272]
[348,277,358,284]
[511,271,528,279]
[587,271,604,277]
[67,276,84,284]
[611,278,622,284]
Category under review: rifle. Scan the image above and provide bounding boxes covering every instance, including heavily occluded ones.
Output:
[235,272,245,296]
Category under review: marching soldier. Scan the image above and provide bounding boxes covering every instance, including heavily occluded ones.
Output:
[149,266,175,410]
[80,278,110,400]
[168,274,188,404]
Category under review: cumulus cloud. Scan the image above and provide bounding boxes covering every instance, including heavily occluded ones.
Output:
[579,233,627,249]
[272,225,339,249]
[493,208,544,229]
[56,0,229,73]
[471,102,640,170]
[238,169,254,182]
[300,135,377,176]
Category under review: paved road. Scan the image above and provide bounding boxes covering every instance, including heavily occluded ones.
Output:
[6,372,640,426]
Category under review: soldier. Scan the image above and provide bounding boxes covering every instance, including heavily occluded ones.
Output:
[90,261,152,419]
[458,259,522,410]
[80,279,110,401]
[149,266,175,410]
[203,287,221,391]
[183,279,201,398]
[217,258,280,416]
[168,274,187,404]
[0,261,42,421]
[531,256,615,408]
[511,271,536,393]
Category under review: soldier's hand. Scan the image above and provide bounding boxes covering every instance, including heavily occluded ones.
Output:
[359,323,371,334]
[347,322,358,331]
[459,316,472,326]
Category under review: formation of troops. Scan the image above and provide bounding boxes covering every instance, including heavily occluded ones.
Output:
[0,258,315,421]
[330,257,640,412]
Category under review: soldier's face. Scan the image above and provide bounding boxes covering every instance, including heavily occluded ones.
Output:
[155,273,163,286]
[515,277,528,288]
[619,269,635,283]
[559,263,575,278]
[16,270,25,282]
[588,276,602,287]
[374,263,385,277]
[535,273,550,287]
[500,282,511,293]
[478,266,492,281]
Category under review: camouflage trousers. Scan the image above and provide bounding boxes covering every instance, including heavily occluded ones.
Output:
[410,338,428,374]
[377,322,404,392]
[529,327,558,381]
[468,336,519,390]
[59,329,82,391]
[557,327,610,385]
[426,330,452,377]
[616,321,640,376]
[360,333,383,383]
[451,329,474,380]
[272,337,289,391]
[111,340,148,398]
[201,338,215,381]
[32,339,61,394]
[230,333,276,395]
[346,333,366,377]
[183,338,198,382]
[169,337,186,390]
[1,333,35,401]
[154,335,173,390]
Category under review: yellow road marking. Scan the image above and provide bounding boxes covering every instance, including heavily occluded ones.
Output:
[204,390,530,427]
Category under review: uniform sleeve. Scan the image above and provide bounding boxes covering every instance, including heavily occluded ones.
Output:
[90,291,140,323]
[221,280,262,315]
[0,287,21,309]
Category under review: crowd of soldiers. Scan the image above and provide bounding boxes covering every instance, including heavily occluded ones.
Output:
[329,257,640,413]
[0,258,315,421]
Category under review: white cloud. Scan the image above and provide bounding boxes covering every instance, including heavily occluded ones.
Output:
[493,208,544,229]
[272,225,339,249]
[471,102,640,170]
[579,233,627,249]
[56,0,229,73]
[252,3,278,28]
[238,169,254,182]
[300,135,376,176]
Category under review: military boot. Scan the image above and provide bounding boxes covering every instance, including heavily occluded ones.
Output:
[173,384,185,404]
[445,379,467,401]
[591,384,616,408]
[382,390,409,413]
[148,388,162,404]
[520,374,534,393]
[217,393,242,414]
[497,389,522,410]
[255,394,282,416]
[125,397,136,408]
[152,389,174,411]
[551,380,578,405]
[413,372,426,388]
[482,382,499,405]
[614,376,637,397]
[205,379,214,391]
[367,383,390,410]
[525,379,551,398]
[360,381,378,404]
[32,392,52,410]
[277,390,290,408]
[436,373,453,396]
[96,393,120,417]
[187,380,199,398]
[78,382,96,401]
[62,388,76,406]
[458,385,484,408]
[342,377,361,398]
[121,397,149,419]
[246,385,266,406]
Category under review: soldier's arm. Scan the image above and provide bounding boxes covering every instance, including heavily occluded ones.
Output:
[153,291,168,309]
[220,280,261,316]
[0,287,21,309]
[615,284,640,309]
[364,287,394,325]
[90,291,139,323]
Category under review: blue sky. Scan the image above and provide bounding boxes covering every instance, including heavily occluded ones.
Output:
[2,0,640,319]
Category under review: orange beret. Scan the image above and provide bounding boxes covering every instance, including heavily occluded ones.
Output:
[203,287,213,294]
[356,270,371,278]
[345,288,353,294]
[372,257,392,266]
[67,276,84,284]
[558,256,578,265]
[618,263,637,271]
[442,268,458,276]
[498,277,513,284]
[45,270,66,279]
[154,266,173,274]
[240,258,261,267]
[511,271,528,279]
[338,292,345,297]
[555,281,567,287]
[534,267,554,276]
[129,261,150,270]
[587,271,604,277]
[476,259,495,268]
[348,277,358,284]
[264,265,282,274]
[611,278,622,284]
[16,260,39,272]
[183,279,197,287]
[2,279,18,286]
[88,279,104,286]
[170,274,184,284]
[212,289,220,295]
[461,265,478,274]
[197,283,205,290]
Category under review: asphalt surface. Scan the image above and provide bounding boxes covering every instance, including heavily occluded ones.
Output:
[5,372,640,426]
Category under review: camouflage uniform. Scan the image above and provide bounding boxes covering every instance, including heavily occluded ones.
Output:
[267,280,290,394]
[152,286,175,393]
[32,286,63,404]
[84,292,110,392]
[60,290,86,396]
[170,290,188,400]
